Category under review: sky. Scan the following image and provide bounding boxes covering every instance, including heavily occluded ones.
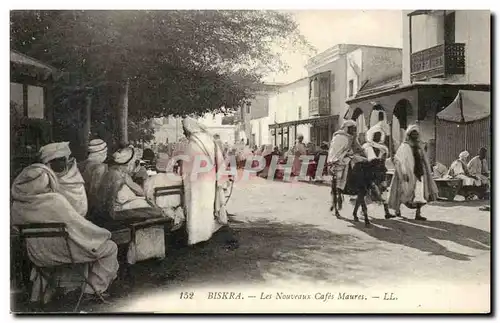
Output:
[265,10,404,84]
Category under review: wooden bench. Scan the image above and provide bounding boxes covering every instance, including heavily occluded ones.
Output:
[434,178,462,201]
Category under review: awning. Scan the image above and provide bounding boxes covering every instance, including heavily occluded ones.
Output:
[10,50,62,80]
[437,90,490,123]
[407,10,445,17]
[269,115,338,129]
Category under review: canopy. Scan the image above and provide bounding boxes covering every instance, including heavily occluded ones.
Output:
[10,50,62,81]
[437,90,490,123]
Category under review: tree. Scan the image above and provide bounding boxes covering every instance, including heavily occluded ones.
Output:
[10,10,313,143]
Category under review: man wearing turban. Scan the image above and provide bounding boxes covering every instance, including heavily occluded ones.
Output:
[327,119,366,191]
[11,164,119,303]
[96,146,168,263]
[468,147,490,189]
[182,116,238,248]
[79,139,110,219]
[447,150,481,186]
[39,142,88,217]
[387,125,439,220]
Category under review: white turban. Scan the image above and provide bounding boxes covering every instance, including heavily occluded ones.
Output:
[39,142,71,164]
[182,117,209,137]
[459,151,469,159]
[87,139,107,163]
[340,120,356,131]
[12,163,58,197]
[112,147,136,166]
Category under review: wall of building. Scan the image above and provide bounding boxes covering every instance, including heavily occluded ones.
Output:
[402,10,491,85]
[410,14,445,53]
[452,10,490,84]
[361,47,403,86]
[346,49,362,99]
[250,117,271,147]
[267,78,310,143]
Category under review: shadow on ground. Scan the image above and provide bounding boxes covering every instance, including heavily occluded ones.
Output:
[13,218,372,313]
[340,215,490,262]
[429,199,490,208]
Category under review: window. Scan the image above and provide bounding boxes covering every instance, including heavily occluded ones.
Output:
[246,103,251,114]
[348,80,354,97]
[27,85,44,119]
[10,83,24,115]
[298,106,302,119]
[444,11,455,44]
[319,76,329,97]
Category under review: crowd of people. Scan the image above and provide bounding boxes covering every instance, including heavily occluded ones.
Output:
[324,116,490,221]
[11,117,238,306]
[11,111,490,306]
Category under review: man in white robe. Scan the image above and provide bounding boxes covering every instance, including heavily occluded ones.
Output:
[39,142,88,217]
[327,120,366,191]
[366,111,390,146]
[11,164,118,303]
[97,147,167,264]
[468,147,490,188]
[182,117,238,248]
[79,139,109,218]
[446,151,480,186]
[387,125,439,220]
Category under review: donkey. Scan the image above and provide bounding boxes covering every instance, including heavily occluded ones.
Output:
[330,158,390,227]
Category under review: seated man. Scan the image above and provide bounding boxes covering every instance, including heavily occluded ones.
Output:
[79,139,109,218]
[446,151,481,186]
[468,147,490,188]
[432,161,448,179]
[11,164,118,304]
[39,142,88,217]
[96,146,167,264]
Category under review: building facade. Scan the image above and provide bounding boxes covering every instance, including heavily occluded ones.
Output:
[303,44,402,145]
[346,10,491,166]
[268,78,310,149]
[234,84,281,146]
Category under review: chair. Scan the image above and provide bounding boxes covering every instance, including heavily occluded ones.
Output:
[154,184,184,207]
[17,223,107,312]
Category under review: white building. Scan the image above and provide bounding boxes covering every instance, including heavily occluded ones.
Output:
[268,78,310,148]
[153,113,236,146]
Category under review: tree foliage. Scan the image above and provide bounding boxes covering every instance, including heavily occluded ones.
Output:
[11,10,313,122]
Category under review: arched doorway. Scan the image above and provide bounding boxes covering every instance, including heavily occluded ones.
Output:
[392,99,411,151]
[369,104,388,128]
[351,108,367,144]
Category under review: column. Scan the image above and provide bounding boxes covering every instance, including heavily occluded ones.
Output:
[287,126,290,147]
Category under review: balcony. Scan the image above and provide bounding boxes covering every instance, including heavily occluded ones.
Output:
[410,43,465,81]
[309,96,330,116]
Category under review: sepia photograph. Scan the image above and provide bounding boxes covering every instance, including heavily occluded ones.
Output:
[8,8,491,314]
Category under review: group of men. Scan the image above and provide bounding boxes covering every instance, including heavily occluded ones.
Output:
[326,116,439,221]
[11,117,238,305]
[445,148,490,188]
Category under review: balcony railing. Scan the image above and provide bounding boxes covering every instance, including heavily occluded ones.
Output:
[410,43,465,80]
[309,96,330,116]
